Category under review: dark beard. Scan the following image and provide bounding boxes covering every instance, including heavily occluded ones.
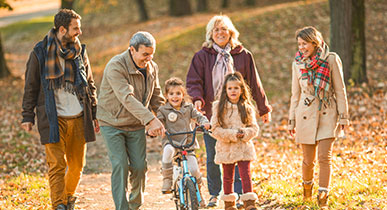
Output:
[62,32,75,46]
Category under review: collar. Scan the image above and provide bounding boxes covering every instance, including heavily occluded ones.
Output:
[225,101,238,109]
[164,101,190,112]
[202,45,244,55]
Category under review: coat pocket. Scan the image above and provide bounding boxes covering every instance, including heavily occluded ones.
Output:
[295,96,319,144]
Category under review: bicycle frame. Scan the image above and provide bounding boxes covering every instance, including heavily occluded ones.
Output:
[165,125,207,209]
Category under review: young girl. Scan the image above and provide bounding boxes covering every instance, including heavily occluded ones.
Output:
[210,72,259,210]
[156,77,210,207]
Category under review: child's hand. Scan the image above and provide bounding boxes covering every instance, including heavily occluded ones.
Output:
[236,129,244,139]
[203,123,211,130]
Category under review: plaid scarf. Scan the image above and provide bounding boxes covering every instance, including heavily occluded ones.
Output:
[45,28,82,93]
[295,43,330,108]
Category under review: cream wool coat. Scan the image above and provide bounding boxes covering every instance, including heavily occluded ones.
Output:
[211,101,259,164]
[288,49,349,144]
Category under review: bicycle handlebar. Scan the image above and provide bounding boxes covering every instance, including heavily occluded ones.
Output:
[165,125,210,150]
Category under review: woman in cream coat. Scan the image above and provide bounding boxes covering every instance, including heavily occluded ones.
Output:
[288,26,349,208]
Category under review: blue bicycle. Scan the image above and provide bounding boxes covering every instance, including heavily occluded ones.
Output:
[165,125,209,210]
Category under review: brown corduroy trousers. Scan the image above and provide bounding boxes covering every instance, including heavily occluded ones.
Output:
[45,116,87,209]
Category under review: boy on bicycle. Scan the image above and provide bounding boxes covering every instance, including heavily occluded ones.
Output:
[156,77,210,207]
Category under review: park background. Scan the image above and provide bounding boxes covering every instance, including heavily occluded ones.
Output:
[0,0,386,209]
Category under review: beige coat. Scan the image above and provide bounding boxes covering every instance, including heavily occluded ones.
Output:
[157,102,209,150]
[288,51,349,144]
[211,101,259,164]
[97,50,165,130]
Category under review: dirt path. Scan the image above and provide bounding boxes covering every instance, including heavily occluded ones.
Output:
[76,134,224,210]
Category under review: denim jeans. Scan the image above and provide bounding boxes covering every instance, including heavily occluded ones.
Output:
[101,126,147,210]
[203,133,242,197]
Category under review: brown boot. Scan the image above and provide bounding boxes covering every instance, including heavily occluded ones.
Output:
[161,163,173,194]
[221,193,238,210]
[317,190,329,209]
[303,182,313,200]
[241,192,259,210]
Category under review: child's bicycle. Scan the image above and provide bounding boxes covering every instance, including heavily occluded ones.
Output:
[164,125,209,210]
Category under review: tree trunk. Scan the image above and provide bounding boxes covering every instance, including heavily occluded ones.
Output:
[329,0,352,83]
[351,0,367,84]
[134,0,149,21]
[61,0,74,9]
[0,34,10,78]
[169,0,192,16]
[197,0,208,12]
[222,0,229,8]
[245,0,256,6]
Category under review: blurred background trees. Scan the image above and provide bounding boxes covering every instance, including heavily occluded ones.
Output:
[329,0,366,85]
[0,0,11,78]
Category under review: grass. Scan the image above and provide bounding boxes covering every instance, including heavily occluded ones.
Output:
[1,16,53,41]
[0,173,50,209]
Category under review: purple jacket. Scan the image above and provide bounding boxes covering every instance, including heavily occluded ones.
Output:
[186,45,272,120]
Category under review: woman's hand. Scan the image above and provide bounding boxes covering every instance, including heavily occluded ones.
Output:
[194,100,205,114]
[289,129,296,138]
[236,129,245,139]
[261,112,271,123]
[203,123,211,130]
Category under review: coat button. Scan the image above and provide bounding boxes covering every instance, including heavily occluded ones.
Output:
[303,116,307,119]
[323,112,326,115]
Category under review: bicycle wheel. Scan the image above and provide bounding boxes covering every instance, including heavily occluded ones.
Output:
[183,178,199,210]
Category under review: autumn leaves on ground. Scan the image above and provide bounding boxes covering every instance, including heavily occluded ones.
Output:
[0,0,386,209]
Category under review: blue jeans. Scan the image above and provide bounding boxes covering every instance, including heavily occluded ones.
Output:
[101,126,147,210]
[203,133,242,197]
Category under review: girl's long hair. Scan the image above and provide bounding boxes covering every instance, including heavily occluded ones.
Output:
[216,72,254,127]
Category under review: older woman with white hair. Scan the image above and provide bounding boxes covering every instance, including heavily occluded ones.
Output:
[186,15,272,210]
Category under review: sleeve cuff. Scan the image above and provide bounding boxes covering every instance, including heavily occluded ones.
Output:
[193,97,205,107]
[21,117,35,125]
[258,105,273,117]
[288,119,295,130]
[339,114,349,125]
[143,114,155,126]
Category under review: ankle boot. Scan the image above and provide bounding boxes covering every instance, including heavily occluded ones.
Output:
[221,193,238,210]
[161,162,173,194]
[317,190,329,209]
[241,192,259,210]
[303,182,313,200]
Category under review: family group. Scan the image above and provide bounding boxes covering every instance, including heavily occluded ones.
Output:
[21,8,349,210]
